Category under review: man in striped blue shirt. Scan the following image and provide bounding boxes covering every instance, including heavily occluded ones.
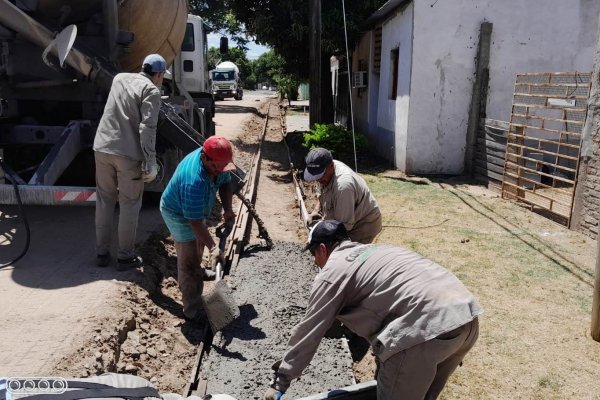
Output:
[160,136,236,320]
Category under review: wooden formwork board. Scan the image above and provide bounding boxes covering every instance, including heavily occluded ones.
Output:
[501,71,591,226]
[475,118,509,188]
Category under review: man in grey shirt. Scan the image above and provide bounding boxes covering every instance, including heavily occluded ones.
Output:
[304,148,381,243]
[265,220,482,400]
[93,54,165,269]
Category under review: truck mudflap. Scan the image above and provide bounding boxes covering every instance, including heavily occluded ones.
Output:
[0,184,96,206]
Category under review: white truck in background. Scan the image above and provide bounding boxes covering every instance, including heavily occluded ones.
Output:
[210,61,243,101]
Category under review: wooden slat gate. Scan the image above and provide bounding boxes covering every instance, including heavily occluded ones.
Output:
[501,72,591,226]
[474,118,509,188]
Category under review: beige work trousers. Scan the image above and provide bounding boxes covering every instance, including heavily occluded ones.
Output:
[348,210,382,244]
[95,151,144,260]
[376,318,479,400]
[174,240,209,319]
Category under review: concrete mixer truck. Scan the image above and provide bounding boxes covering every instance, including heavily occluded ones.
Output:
[211,61,243,101]
[0,0,235,205]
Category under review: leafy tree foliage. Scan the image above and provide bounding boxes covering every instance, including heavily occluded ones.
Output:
[190,0,387,80]
[252,51,285,85]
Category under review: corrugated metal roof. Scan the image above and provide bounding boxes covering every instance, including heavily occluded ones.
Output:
[363,0,412,29]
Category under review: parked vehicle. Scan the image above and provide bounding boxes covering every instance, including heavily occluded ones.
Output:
[211,61,243,101]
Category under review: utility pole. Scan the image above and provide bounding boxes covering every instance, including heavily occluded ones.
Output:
[465,22,493,178]
[309,0,321,127]
[588,12,600,343]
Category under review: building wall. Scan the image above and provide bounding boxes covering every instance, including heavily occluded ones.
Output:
[404,0,599,174]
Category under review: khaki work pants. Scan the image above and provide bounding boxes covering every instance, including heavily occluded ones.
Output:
[95,151,144,260]
[174,240,210,319]
[348,210,382,244]
[376,318,479,400]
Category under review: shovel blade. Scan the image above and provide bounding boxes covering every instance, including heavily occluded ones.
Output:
[203,280,239,333]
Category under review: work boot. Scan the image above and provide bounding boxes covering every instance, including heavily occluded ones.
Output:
[184,308,208,326]
[96,253,111,267]
[203,269,217,281]
[117,255,143,271]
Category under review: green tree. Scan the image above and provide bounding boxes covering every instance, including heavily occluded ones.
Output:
[252,50,285,86]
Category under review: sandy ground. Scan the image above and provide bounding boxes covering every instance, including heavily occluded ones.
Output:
[0,205,165,375]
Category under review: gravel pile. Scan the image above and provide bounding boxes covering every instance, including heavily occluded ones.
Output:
[202,241,354,399]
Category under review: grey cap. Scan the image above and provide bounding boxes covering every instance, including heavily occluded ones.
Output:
[303,220,349,251]
[142,54,167,73]
[304,147,333,181]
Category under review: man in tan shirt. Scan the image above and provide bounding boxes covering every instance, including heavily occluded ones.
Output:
[93,54,165,270]
[264,220,482,400]
[304,148,381,243]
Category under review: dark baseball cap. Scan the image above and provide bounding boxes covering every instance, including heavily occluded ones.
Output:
[303,220,349,251]
[304,148,333,181]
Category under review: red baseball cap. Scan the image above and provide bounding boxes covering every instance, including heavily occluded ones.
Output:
[203,136,236,172]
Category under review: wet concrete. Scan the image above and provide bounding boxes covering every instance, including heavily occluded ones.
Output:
[203,241,354,399]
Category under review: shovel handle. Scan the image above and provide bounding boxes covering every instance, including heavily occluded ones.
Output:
[215,261,223,281]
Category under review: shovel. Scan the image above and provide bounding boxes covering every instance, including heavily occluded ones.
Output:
[203,220,240,333]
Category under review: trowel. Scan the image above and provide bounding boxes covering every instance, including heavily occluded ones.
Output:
[203,220,240,333]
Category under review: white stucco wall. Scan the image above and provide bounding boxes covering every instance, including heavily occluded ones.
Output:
[406,0,599,174]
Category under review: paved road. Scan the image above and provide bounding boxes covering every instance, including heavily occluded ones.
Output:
[0,90,273,375]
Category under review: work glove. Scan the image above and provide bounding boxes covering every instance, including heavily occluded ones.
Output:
[264,388,283,400]
[306,210,322,227]
[209,246,224,270]
[142,162,158,183]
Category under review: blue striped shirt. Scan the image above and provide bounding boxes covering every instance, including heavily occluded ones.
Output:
[160,147,231,221]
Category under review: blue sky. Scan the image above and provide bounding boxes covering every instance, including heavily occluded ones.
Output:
[207,33,270,60]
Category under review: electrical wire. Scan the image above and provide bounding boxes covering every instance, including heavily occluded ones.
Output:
[0,158,31,268]
[341,0,358,173]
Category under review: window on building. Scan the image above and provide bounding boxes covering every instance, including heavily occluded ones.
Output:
[390,48,399,100]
